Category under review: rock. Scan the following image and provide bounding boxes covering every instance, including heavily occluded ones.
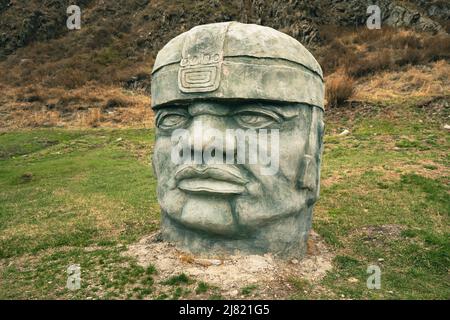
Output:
[229,289,238,297]
[152,22,324,259]
[193,258,222,267]
[378,258,384,262]
[443,124,450,131]
[339,129,350,136]
[347,277,359,283]
[384,3,443,33]
[291,259,299,264]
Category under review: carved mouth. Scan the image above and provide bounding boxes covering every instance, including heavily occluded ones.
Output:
[175,165,247,194]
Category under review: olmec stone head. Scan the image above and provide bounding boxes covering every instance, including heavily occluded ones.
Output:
[151,22,324,258]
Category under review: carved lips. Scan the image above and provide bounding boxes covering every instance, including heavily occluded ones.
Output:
[174,165,247,195]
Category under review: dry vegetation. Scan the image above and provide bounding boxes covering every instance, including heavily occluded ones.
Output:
[318,27,450,77]
[320,27,450,107]
[325,71,354,107]
[354,60,450,102]
[0,21,449,128]
[0,84,153,130]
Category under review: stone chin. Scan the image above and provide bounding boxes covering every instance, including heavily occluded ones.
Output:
[157,172,316,238]
[161,189,238,236]
[160,205,314,258]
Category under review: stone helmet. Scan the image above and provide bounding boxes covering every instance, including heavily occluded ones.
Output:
[151,21,324,111]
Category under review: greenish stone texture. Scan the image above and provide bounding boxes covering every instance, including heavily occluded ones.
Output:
[151,22,325,258]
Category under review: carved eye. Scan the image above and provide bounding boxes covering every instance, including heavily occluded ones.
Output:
[233,110,282,128]
[156,111,189,130]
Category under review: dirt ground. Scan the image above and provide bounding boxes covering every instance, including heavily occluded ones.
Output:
[124,230,335,299]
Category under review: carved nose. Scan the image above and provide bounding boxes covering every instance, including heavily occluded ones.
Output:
[182,115,235,164]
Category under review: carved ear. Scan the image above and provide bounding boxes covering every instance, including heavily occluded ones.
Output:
[297,155,317,193]
[296,107,324,201]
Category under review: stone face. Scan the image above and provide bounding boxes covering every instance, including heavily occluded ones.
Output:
[151,22,324,258]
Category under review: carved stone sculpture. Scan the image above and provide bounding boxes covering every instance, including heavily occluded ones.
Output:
[151,22,324,258]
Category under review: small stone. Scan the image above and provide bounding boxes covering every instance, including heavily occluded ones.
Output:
[347,277,359,283]
[229,289,238,297]
[116,137,123,142]
[210,259,222,266]
[291,259,299,264]
[339,129,350,136]
[444,124,450,130]
[378,258,384,262]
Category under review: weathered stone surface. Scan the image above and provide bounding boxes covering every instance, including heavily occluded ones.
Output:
[384,2,444,34]
[151,22,325,258]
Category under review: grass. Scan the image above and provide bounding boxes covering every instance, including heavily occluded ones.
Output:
[195,282,209,294]
[309,98,449,300]
[161,273,191,286]
[241,285,258,296]
[0,99,448,299]
[0,85,153,129]
[317,27,450,78]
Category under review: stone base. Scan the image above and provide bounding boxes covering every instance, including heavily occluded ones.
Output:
[160,207,313,259]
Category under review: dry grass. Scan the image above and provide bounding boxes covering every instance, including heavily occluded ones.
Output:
[325,71,355,107]
[353,60,450,103]
[0,23,448,129]
[0,85,153,130]
[316,27,450,78]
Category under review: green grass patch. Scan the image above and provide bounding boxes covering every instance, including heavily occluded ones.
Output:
[0,100,448,299]
[161,273,191,286]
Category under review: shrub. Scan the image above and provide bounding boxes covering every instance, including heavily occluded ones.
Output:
[397,47,423,66]
[52,68,89,89]
[423,34,450,62]
[104,97,130,110]
[346,49,394,77]
[325,72,354,107]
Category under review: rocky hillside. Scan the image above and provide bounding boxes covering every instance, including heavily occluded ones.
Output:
[1,0,448,60]
[0,0,448,129]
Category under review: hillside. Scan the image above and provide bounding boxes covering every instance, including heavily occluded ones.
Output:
[0,0,449,129]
